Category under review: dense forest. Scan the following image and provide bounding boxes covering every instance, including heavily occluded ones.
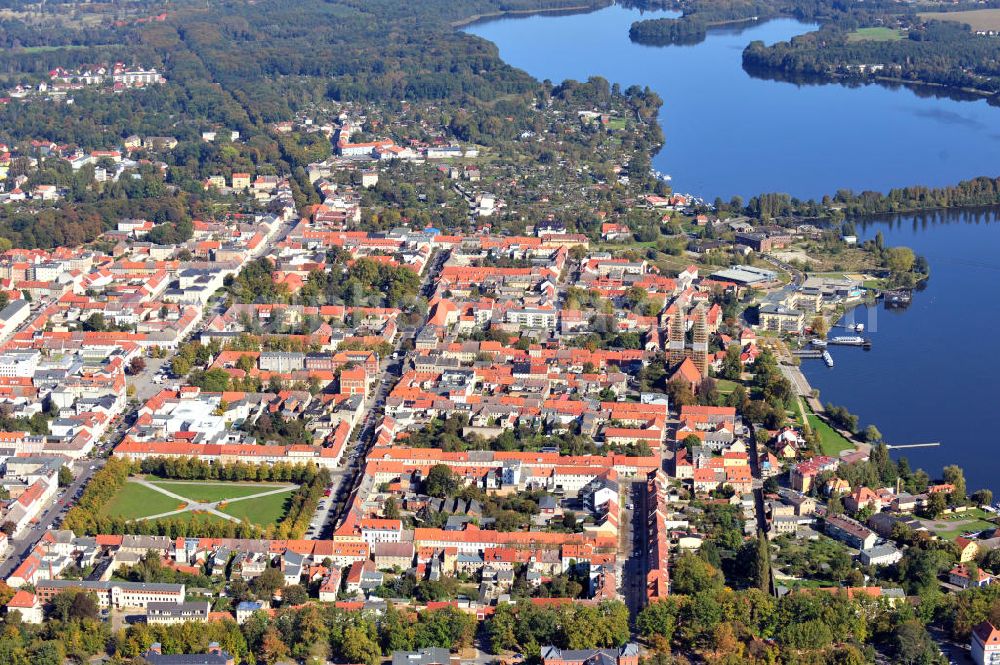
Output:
[744,19,1000,96]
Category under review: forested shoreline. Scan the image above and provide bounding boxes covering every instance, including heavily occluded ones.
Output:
[731,176,1000,222]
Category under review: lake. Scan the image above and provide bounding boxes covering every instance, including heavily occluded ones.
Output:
[798,209,1000,496]
[464,5,1000,201]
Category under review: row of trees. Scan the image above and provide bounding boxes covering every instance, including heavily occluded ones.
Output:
[716,177,1000,228]
[137,456,324,483]
[116,601,477,665]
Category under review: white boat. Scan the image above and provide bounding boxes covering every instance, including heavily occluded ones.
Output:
[822,351,834,367]
[811,339,827,348]
[830,336,867,346]
[854,323,865,333]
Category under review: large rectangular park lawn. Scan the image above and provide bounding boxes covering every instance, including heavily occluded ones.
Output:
[100,478,297,528]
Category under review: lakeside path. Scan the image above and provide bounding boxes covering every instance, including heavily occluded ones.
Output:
[780,361,824,414]
[779,352,871,460]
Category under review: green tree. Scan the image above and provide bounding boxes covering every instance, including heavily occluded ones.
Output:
[283,584,308,606]
[752,533,771,592]
[251,566,285,598]
[972,489,994,507]
[943,464,967,501]
[670,553,724,595]
[341,625,381,665]
[863,425,883,443]
[720,344,742,380]
[893,619,941,665]
[488,602,519,653]
[925,490,947,519]
[171,356,192,377]
[425,464,459,498]
[636,598,678,643]
[384,496,401,520]
[885,246,915,275]
[58,465,74,487]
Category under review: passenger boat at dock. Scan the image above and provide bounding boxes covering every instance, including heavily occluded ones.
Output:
[810,339,827,348]
[829,335,871,348]
[822,351,834,367]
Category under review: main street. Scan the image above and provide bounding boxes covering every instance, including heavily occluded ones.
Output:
[316,248,449,537]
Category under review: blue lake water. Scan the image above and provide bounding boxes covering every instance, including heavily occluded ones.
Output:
[466,7,1000,493]
[464,5,1000,201]
[799,210,1000,495]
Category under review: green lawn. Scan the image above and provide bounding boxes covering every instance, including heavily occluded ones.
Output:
[148,510,232,528]
[101,482,187,520]
[102,479,298,525]
[715,378,741,394]
[219,489,295,525]
[148,480,293,503]
[847,27,904,42]
[808,412,856,457]
[927,519,996,541]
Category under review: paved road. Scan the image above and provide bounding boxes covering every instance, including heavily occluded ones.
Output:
[0,458,103,578]
[929,626,972,664]
[761,252,804,286]
[623,480,646,620]
[780,362,813,397]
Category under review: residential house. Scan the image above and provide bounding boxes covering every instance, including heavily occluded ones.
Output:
[971,620,1000,665]
[950,564,995,590]
[824,514,877,550]
[859,544,902,567]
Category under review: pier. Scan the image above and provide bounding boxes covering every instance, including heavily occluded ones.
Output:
[792,350,824,358]
[885,442,941,450]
